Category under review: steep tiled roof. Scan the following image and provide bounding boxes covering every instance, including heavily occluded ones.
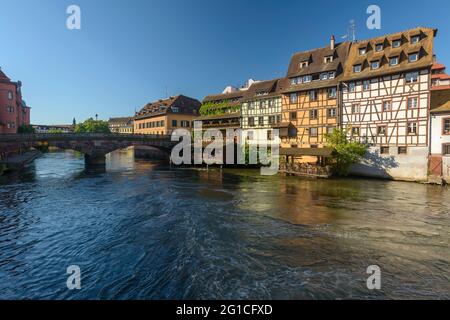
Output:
[203,91,245,103]
[242,78,288,101]
[431,89,450,113]
[134,95,201,120]
[342,27,437,81]
[287,42,351,79]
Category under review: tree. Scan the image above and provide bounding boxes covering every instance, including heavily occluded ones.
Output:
[17,125,36,134]
[75,118,110,133]
[48,129,63,134]
[325,128,368,176]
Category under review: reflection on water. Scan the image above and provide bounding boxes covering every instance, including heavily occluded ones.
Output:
[0,150,449,299]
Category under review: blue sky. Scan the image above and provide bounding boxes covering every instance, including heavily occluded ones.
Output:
[1,0,449,124]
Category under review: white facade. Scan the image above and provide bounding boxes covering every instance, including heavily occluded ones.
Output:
[241,96,282,144]
[342,70,431,181]
[430,113,450,181]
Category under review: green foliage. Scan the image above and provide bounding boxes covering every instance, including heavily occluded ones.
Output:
[325,128,368,176]
[199,101,241,116]
[75,118,110,134]
[17,125,36,134]
[48,129,64,134]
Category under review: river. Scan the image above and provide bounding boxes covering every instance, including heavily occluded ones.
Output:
[0,149,449,299]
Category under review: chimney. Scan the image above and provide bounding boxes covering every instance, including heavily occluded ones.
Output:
[330,35,335,50]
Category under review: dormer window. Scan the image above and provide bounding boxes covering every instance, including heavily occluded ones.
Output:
[392,39,401,48]
[303,75,312,83]
[353,64,362,73]
[408,52,419,63]
[171,106,180,113]
[324,56,333,63]
[390,56,399,66]
[371,60,380,70]
[411,35,420,44]
[300,61,309,68]
[320,73,329,80]
[359,48,367,55]
[328,72,335,79]
[375,43,383,52]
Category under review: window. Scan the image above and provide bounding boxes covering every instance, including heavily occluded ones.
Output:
[324,56,333,63]
[268,115,276,124]
[380,146,390,155]
[351,104,360,114]
[269,100,274,107]
[398,146,408,154]
[327,108,337,118]
[290,93,298,103]
[371,60,380,69]
[6,106,14,113]
[378,126,387,136]
[309,127,318,137]
[408,97,418,109]
[267,130,273,140]
[444,118,450,135]
[390,56,399,66]
[383,100,392,111]
[328,87,337,98]
[7,91,13,100]
[300,61,308,68]
[327,126,335,134]
[353,64,362,73]
[258,116,264,126]
[375,43,383,52]
[443,144,450,155]
[320,73,329,80]
[406,71,419,83]
[290,112,297,120]
[352,127,360,136]
[290,78,298,85]
[172,120,178,127]
[407,122,418,135]
[359,48,367,55]
[276,115,282,123]
[180,120,189,128]
[363,80,370,91]
[248,117,255,127]
[310,109,318,119]
[411,35,420,44]
[309,90,318,101]
[349,82,355,92]
[303,75,312,83]
[392,39,401,48]
[247,131,254,140]
[7,121,15,129]
[408,53,419,63]
[171,106,180,113]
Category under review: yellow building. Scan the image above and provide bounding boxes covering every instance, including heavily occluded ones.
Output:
[134,95,201,135]
[278,37,351,163]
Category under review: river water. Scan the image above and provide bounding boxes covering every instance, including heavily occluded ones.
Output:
[0,149,449,300]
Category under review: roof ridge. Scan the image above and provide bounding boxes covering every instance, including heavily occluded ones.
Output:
[354,26,437,44]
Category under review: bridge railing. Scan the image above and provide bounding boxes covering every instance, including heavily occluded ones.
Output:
[0,133,173,142]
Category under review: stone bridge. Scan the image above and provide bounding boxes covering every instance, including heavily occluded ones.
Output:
[0,133,176,165]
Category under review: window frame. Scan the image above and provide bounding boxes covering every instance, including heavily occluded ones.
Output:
[407,121,418,135]
[380,146,390,155]
[408,53,419,63]
[407,96,419,109]
[309,127,318,138]
[382,100,392,112]
[353,64,362,73]
[351,104,360,114]
[442,117,450,135]
[398,146,408,155]
[309,109,318,120]
[392,39,401,48]
[405,71,419,83]
[327,108,337,118]
[390,56,399,66]
[371,60,380,70]
[363,80,370,91]
[290,93,298,104]
[290,112,297,120]
[443,143,450,156]
[377,125,387,136]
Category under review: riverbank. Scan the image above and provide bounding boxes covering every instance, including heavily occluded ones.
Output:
[0,150,41,174]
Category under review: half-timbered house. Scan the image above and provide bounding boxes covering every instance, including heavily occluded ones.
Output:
[279,36,350,163]
[341,27,437,181]
[241,78,287,144]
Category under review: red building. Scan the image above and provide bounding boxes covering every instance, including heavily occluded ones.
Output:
[0,68,31,134]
